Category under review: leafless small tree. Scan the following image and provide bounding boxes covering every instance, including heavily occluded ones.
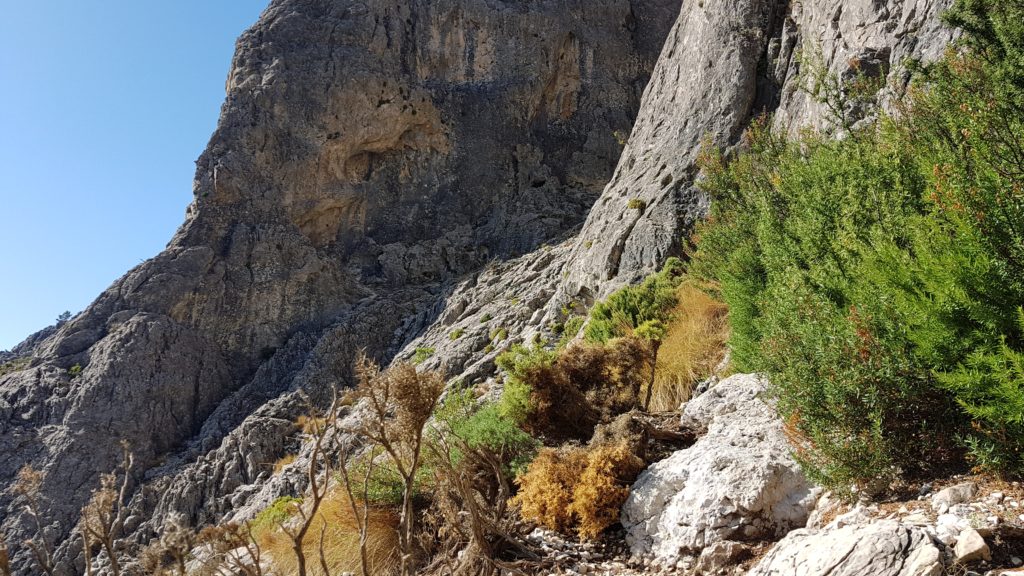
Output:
[277,390,344,576]
[13,466,55,576]
[79,441,134,576]
[351,353,444,576]
[140,514,196,575]
[196,522,265,576]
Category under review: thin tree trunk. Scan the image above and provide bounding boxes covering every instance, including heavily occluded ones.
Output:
[643,340,661,411]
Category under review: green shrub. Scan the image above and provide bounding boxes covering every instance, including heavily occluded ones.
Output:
[251,496,302,536]
[345,450,435,507]
[584,258,683,344]
[627,198,646,211]
[495,340,648,443]
[449,328,465,341]
[489,328,508,342]
[496,344,556,426]
[412,347,435,365]
[480,314,492,323]
[692,0,1024,489]
[0,357,30,377]
[558,316,586,349]
[434,390,539,478]
[68,364,83,379]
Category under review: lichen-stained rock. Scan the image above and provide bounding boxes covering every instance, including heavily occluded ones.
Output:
[747,521,946,576]
[620,374,819,563]
[0,1,681,572]
[771,0,956,138]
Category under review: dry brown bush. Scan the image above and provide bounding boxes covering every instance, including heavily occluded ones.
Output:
[650,283,728,411]
[273,453,297,474]
[194,522,265,576]
[138,514,195,576]
[296,415,328,435]
[520,338,649,443]
[513,441,642,539]
[510,447,586,534]
[0,534,11,576]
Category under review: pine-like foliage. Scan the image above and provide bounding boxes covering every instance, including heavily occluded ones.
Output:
[692,0,1024,491]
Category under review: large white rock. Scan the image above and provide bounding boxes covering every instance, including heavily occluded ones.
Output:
[747,520,945,576]
[620,373,819,562]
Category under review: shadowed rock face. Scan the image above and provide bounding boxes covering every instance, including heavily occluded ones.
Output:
[0,0,680,572]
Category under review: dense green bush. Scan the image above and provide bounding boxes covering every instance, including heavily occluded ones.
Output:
[412,347,435,365]
[250,496,302,535]
[692,0,1024,491]
[433,389,538,478]
[585,257,683,344]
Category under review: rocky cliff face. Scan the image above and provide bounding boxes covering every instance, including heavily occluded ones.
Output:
[0,0,954,574]
[0,1,678,571]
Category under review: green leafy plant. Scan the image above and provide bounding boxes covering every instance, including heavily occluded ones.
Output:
[251,496,302,536]
[626,198,646,211]
[449,328,465,341]
[412,347,435,365]
[690,0,1024,490]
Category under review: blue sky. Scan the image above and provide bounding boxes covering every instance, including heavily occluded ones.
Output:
[0,1,268,350]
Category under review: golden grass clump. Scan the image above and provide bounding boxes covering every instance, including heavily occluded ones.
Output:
[513,441,643,539]
[273,454,297,475]
[650,283,729,411]
[259,489,401,576]
[295,415,328,435]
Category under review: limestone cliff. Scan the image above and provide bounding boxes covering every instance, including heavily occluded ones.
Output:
[0,0,954,574]
[0,1,678,572]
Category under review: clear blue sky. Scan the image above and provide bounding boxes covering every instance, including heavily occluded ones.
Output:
[0,1,268,350]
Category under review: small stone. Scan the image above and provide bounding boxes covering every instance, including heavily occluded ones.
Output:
[954,528,991,563]
[932,482,979,511]
[903,512,930,525]
[1013,556,1023,566]
[696,541,746,574]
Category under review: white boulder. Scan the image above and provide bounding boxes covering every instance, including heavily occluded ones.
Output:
[620,374,819,562]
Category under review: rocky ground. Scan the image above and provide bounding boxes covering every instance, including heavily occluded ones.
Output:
[521,375,1024,576]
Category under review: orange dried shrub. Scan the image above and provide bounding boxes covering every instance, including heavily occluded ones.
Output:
[272,453,296,474]
[569,443,644,539]
[511,447,585,533]
[514,442,644,539]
